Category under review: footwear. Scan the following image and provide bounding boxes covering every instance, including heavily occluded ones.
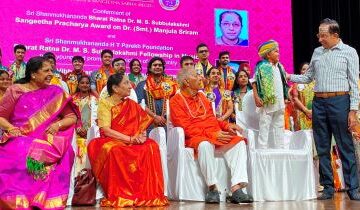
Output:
[227,189,254,203]
[205,189,220,203]
[317,192,333,200]
[347,191,360,201]
[318,185,324,192]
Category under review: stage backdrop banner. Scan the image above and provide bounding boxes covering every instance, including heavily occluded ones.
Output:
[0,0,293,75]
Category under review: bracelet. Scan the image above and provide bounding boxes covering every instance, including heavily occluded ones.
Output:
[58,122,62,129]
[7,127,19,132]
[129,136,132,144]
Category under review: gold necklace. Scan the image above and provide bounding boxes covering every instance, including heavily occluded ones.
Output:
[179,92,207,119]
[110,95,123,105]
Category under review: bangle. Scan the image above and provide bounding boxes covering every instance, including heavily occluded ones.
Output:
[129,136,132,143]
[58,122,62,129]
[7,127,19,132]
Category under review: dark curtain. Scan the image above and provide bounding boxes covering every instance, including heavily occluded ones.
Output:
[292,0,360,74]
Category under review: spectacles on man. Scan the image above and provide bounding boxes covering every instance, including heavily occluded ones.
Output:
[221,22,241,28]
[183,62,194,66]
[152,63,163,67]
[316,33,331,39]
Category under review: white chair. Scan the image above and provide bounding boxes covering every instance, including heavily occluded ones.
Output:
[149,127,168,196]
[239,90,317,201]
[234,102,246,129]
[166,97,231,201]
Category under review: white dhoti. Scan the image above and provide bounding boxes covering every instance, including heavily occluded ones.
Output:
[198,141,248,187]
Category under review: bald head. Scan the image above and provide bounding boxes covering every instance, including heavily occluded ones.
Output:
[177,66,201,91]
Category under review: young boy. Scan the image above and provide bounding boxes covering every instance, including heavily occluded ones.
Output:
[253,40,289,149]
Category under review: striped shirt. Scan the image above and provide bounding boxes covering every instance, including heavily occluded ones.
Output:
[290,40,359,110]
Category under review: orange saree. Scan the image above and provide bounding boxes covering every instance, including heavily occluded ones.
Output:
[87,98,168,207]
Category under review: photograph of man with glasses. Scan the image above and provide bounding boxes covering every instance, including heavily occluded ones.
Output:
[215,10,249,46]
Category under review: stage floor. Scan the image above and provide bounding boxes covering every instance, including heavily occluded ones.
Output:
[68,192,360,210]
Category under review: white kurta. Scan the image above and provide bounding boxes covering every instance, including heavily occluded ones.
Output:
[258,64,285,149]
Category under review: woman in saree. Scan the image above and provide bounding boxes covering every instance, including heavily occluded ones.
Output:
[0,56,79,209]
[88,73,168,208]
[291,62,313,130]
[72,75,98,174]
[204,67,234,122]
[0,70,12,101]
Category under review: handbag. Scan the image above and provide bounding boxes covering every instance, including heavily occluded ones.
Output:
[71,168,97,206]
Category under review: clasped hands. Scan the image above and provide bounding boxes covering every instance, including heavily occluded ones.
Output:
[7,121,61,138]
[216,124,243,144]
[45,122,61,135]
[129,132,147,144]
[154,115,166,127]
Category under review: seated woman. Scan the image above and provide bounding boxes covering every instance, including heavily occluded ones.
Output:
[204,67,234,121]
[0,70,12,101]
[72,75,98,174]
[88,73,168,208]
[0,56,79,209]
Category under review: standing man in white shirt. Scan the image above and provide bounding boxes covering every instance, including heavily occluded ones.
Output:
[287,18,360,201]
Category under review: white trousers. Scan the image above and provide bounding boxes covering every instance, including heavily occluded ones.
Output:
[198,141,248,187]
[258,109,285,149]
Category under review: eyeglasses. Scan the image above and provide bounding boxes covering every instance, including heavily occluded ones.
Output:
[316,32,332,39]
[198,50,209,54]
[221,22,241,28]
[183,62,194,66]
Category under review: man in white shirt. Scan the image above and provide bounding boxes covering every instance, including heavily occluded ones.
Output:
[287,18,360,201]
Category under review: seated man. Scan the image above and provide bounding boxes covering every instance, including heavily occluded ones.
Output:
[169,67,253,204]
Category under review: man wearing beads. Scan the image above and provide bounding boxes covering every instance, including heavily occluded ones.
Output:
[169,67,253,204]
